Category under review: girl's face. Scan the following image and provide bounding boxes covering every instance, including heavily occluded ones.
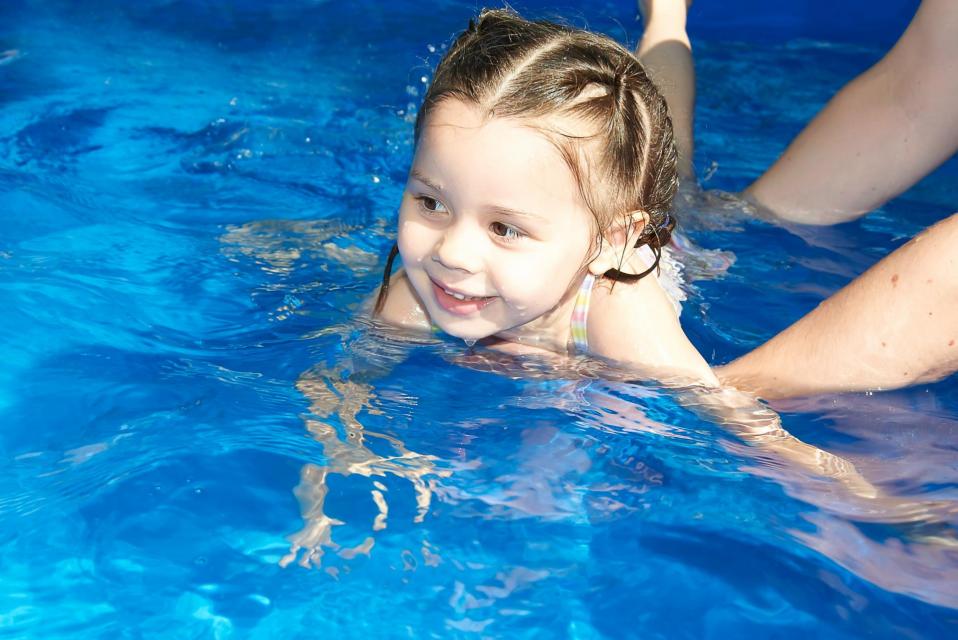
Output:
[397,98,598,343]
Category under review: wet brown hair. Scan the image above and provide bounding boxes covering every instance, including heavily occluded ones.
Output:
[375,8,678,314]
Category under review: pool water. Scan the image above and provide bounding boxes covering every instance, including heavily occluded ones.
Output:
[2,1,957,637]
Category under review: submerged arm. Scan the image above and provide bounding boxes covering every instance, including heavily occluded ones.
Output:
[677,384,880,499]
[585,271,878,498]
[282,309,444,569]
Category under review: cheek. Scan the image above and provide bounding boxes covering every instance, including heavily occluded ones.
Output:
[494,249,583,304]
[397,214,430,264]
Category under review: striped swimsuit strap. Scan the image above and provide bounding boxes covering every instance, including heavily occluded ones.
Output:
[569,273,596,354]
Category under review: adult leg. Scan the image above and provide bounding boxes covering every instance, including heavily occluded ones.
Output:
[636,0,695,179]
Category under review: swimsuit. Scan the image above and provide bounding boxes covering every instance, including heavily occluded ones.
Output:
[569,273,596,354]
[568,245,685,356]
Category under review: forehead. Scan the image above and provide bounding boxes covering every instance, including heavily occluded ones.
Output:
[414,99,594,213]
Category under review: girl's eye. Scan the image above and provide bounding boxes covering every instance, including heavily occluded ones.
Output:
[490,221,525,242]
[416,196,447,214]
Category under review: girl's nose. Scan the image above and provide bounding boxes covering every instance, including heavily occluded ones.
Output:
[434,222,483,274]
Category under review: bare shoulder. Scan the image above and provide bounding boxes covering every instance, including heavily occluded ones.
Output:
[587,275,718,385]
[376,269,432,331]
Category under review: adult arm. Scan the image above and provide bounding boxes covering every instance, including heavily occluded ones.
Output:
[717,213,958,399]
[745,0,958,224]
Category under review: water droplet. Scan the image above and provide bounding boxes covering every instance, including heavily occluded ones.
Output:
[464,339,476,347]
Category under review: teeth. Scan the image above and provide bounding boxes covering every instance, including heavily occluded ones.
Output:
[443,287,479,301]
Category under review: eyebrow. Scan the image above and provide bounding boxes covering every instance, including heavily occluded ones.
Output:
[410,169,442,192]
[408,168,550,223]
[485,204,549,223]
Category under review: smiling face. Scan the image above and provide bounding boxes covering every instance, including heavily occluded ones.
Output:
[397,98,599,344]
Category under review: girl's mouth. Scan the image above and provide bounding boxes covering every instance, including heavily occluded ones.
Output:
[430,279,496,315]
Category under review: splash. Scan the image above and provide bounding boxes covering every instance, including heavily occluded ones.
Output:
[464,339,476,348]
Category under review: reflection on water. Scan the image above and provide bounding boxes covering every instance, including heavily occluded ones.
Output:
[281,369,450,569]
[6,0,957,634]
[220,219,384,277]
[279,330,958,612]
[224,216,957,625]
[795,512,958,610]
[581,379,958,609]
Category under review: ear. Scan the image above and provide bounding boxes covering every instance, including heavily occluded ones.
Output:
[587,211,649,276]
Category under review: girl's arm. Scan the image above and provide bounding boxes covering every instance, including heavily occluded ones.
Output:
[282,269,438,568]
[745,0,958,224]
[679,385,881,501]
[717,213,958,399]
[636,0,696,179]
[586,271,717,385]
[282,322,447,569]
[589,364,886,505]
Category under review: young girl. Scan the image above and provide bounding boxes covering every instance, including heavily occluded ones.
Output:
[372,8,717,385]
[281,6,955,568]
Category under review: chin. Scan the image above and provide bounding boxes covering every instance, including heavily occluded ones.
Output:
[433,319,498,342]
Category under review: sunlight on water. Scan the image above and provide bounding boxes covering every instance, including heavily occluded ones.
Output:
[1,0,956,638]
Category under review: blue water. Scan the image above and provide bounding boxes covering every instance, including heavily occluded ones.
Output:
[2,1,957,637]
